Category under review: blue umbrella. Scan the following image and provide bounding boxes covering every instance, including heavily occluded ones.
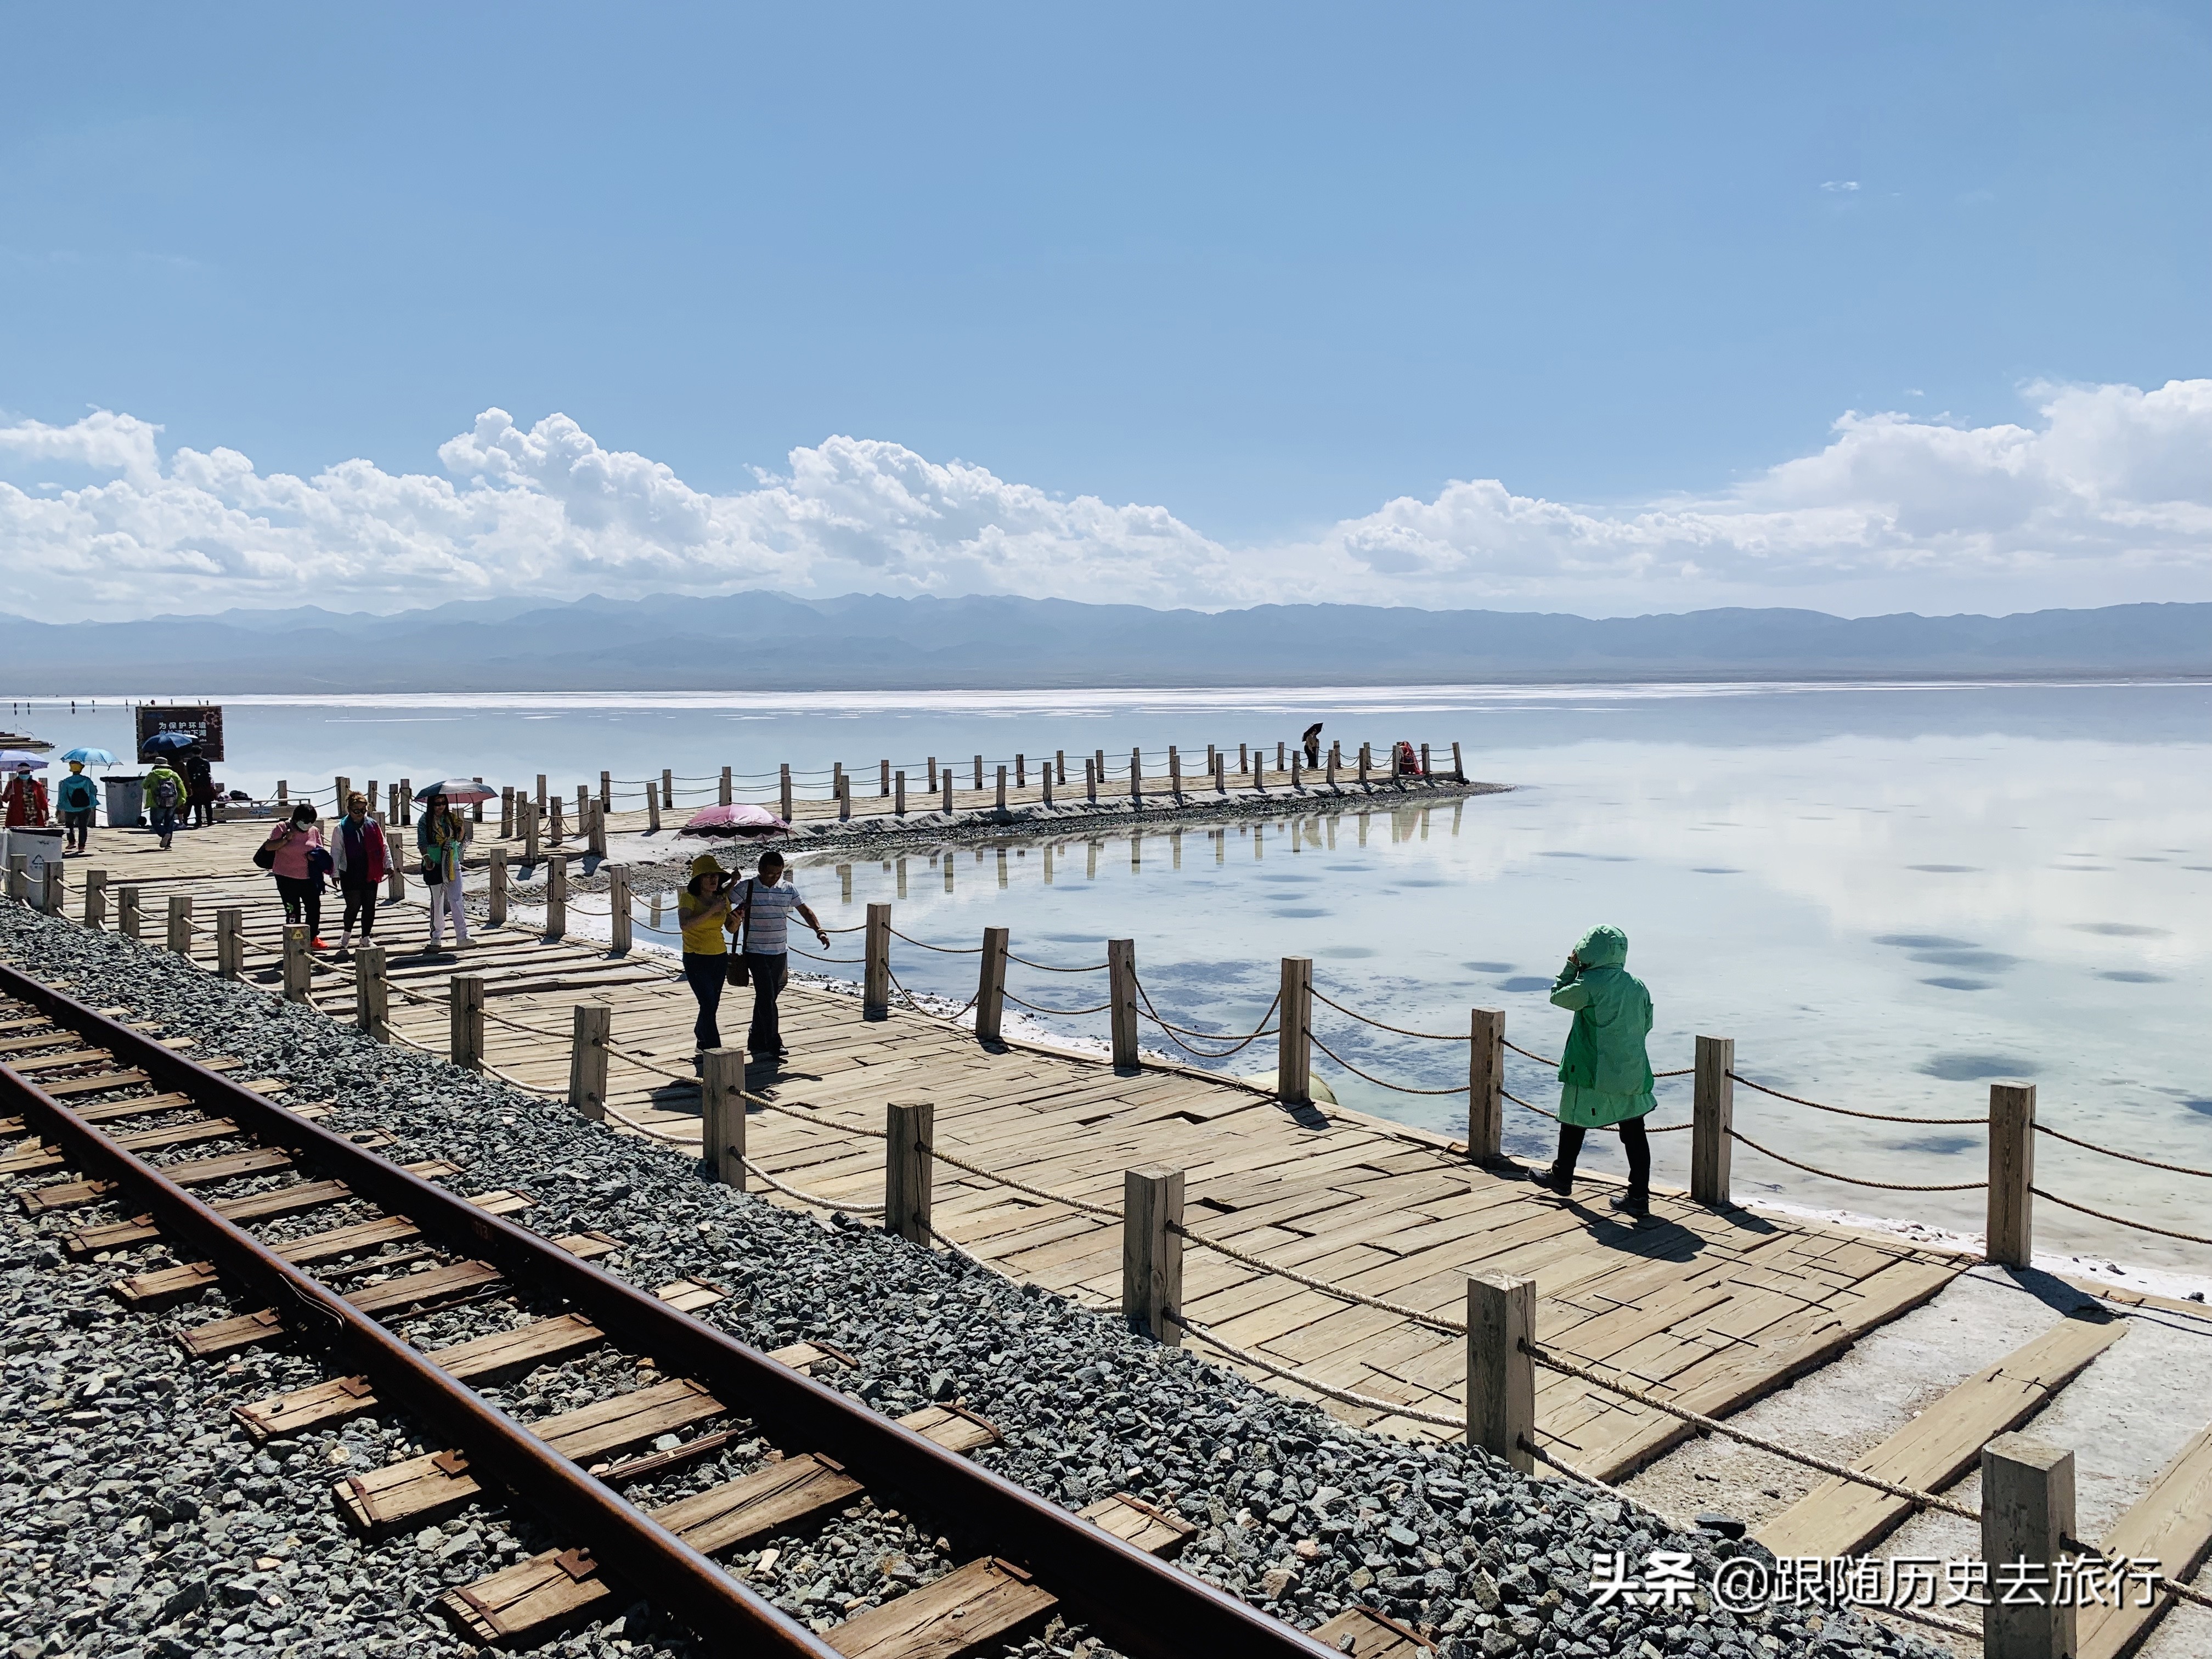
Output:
[0,751,49,770]
[59,746,118,766]
[142,731,198,754]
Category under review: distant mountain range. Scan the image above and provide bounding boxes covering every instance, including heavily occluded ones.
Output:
[3,594,2209,692]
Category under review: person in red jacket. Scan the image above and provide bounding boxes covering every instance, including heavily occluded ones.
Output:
[3,763,49,828]
[329,791,389,957]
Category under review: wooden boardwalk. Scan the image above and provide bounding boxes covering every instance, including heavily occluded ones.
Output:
[19,816,1967,1481]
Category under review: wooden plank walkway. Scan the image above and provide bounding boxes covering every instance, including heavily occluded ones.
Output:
[22,816,1971,1479]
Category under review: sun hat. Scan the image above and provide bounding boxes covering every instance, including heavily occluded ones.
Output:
[689,854,724,878]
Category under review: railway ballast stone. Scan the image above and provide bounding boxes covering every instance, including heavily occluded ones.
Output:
[0,904,1946,1659]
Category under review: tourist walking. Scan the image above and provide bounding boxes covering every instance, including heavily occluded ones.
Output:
[262,803,328,949]
[143,759,187,850]
[732,849,829,1060]
[55,761,97,853]
[417,788,472,953]
[3,761,48,828]
[330,792,388,956]
[1302,722,1324,769]
[1535,924,1656,1217]
[678,854,738,1062]
[180,745,217,830]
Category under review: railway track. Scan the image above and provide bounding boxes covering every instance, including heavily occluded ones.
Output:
[0,963,1347,1659]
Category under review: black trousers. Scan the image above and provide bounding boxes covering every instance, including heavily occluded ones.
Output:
[340,876,376,939]
[683,952,727,1051]
[1554,1116,1651,1193]
[275,874,322,936]
[745,952,788,1053]
[62,810,92,850]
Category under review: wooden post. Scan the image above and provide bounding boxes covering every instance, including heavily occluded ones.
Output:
[1988,1082,2037,1268]
[599,770,611,811]
[1692,1035,1735,1207]
[1421,742,1433,782]
[386,847,405,902]
[1015,753,1025,789]
[1276,741,1285,772]
[1040,764,1053,807]
[719,766,733,806]
[356,944,390,1041]
[472,776,486,823]
[941,768,953,814]
[864,902,891,1017]
[546,853,567,938]
[1278,956,1312,1104]
[700,1047,746,1189]
[1215,752,1226,794]
[972,754,983,790]
[1238,741,1248,775]
[1085,757,1098,804]
[1252,743,1268,793]
[1169,746,1182,802]
[568,1003,610,1121]
[216,908,245,979]
[166,894,193,956]
[83,868,108,929]
[1056,749,1066,785]
[837,774,851,821]
[587,800,607,858]
[927,757,937,792]
[500,786,515,839]
[488,844,510,927]
[1121,1165,1184,1346]
[1982,1434,2076,1659]
[1469,1008,1504,1164]
[607,864,631,955]
[449,973,484,1071]
[994,765,1007,812]
[1452,740,1466,782]
[1466,1273,1535,1472]
[1107,938,1139,1068]
[1130,747,1142,808]
[549,794,565,847]
[894,770,906,816]
[884,1099,933,1244]
[1094,748,1105,791]
[399,778,413,826]
[1290,752,1301,791]
[523,799,541,862]
[1325,745,1336,786]
[660,768,673,809]
[780,764,794,823]
[276,778,289,803]
[282,924,311,1003]
[975,926,1008,1043]
[1358,742,1370,787]
[535,773,548,813]
[117,884,141,940]
[646,783,661,833]
[335,775,351,819]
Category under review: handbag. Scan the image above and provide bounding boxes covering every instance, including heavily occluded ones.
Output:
[724,879,754,984]
[253,828,282,872]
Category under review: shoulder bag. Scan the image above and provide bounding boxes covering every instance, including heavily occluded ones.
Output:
[725,879,753,986]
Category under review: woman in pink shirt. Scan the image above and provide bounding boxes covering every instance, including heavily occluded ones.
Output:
[263,803,328,948]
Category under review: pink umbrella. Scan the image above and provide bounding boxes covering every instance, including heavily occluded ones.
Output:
[681,802,791,838]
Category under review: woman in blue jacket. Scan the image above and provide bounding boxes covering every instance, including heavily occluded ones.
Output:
[55,761,99,853]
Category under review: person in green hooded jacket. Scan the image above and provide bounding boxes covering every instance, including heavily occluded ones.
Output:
[1536,924,1655,1217]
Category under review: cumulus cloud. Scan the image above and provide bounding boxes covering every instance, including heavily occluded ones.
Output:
[2,380,2209,620]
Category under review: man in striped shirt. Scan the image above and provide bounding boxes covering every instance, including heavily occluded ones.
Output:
[736,850,830,1060]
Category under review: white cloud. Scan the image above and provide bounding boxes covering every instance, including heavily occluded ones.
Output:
[3,380,2210,621]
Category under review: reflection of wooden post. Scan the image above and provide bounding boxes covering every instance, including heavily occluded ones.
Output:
[1121,1165,1184,1345]
[864,902,891,1017]
[569,1003,610,1121]
[702,1048,746,1189]
[1988,1082,2037,1268]
[1468,1008,1504,1164]
[1982,1434,2075,1659]
[1466,1273,1534,1472]
[283,924,311,1003]
[356,944,389,1041]
[546,854,567,938]
[1692,1035,1735,1207]
[975,926,1008,1043]
[1277,956,1312,1105]
[1107,938,1138,1069]
[488,845,509,927]
[450,974,484,1071]
[166,894,193,956]
[215,908,244,980]
[884,1099,933,1244]
[118,884,142,940]
[83,868,108,929]
[607,865,631,955]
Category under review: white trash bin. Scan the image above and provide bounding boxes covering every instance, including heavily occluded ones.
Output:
[5,827,66,911]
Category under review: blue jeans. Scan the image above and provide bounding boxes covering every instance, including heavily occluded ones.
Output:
[149,806,177,845]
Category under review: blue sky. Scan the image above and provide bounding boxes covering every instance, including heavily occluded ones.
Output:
[2,3,2209,619]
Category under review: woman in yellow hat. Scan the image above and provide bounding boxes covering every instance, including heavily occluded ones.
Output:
[678,854,738,1066]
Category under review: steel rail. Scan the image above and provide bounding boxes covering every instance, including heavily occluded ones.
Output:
[0,965,1336,1659]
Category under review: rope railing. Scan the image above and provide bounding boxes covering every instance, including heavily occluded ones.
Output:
[1728,1070,1989,1127]
[2033,1122,2212,1181]
[1310,1029,1469,1097]
[1131,980,1279,1058]
[2062,1533,2212,1617]
[889,928,983,954]
[1523,1340,1984,1523]
[738,1154,887,1215]
[1310,986,1466,1042]
[1169,1222,1464,1335]
[1005,951,1109,974]
[1167,1311,1470,1430]
[883,966,979,1026]
[929,1146,1124,1221]
[1727,1126,1988,1192]
[1503,1039,1559,1065]
[787,946,866,964]
[1002,989,1116,1018]
[2029,1187,2212,1246]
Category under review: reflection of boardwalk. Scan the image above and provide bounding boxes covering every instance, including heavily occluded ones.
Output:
[52,816,1963,1478]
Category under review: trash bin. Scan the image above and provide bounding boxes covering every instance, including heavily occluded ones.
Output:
[7,827,66,911]
[105,774,145,828]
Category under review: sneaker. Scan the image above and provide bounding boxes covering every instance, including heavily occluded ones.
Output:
[311,938,328,951]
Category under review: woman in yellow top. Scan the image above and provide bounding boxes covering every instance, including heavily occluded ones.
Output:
[678,854,740,1065]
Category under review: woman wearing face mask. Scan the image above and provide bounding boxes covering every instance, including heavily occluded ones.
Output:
[262,802,328,950]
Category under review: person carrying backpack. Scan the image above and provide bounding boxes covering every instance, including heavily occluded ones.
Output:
[143,761,187,850]
[55,761,98,853]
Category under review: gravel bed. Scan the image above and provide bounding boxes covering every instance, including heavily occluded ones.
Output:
[1,904,1946,1659]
